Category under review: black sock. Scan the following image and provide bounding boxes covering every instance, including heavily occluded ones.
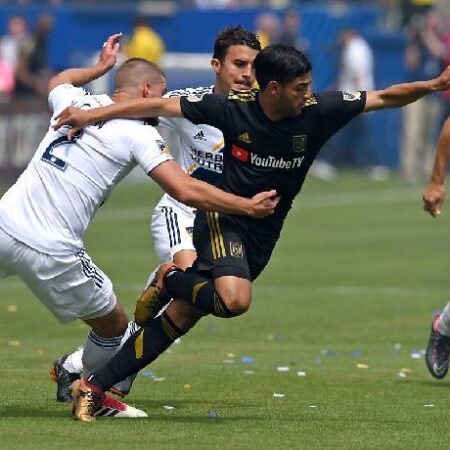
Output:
[165,271,236,318]
[88,311,185,392]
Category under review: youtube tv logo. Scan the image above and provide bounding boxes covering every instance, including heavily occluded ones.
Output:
[231,145,249,162]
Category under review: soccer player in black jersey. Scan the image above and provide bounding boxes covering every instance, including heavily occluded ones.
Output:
[55,44,450,420]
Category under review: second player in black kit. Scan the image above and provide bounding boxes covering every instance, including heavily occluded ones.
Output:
[181,88,366,280]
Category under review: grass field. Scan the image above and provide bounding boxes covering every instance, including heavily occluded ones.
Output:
[1,173,449,449]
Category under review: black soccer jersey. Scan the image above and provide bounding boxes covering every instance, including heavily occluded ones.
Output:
[181,89,366,235]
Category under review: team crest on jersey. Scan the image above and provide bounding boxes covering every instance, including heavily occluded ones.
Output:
[187,94,202,102]
[293,135,307,154]
[343,91,362,102]
[185,227,193,238]
[238,132,252,144]
[229,241,244,259]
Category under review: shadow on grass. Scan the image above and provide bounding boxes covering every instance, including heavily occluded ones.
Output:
[0,406,71,419]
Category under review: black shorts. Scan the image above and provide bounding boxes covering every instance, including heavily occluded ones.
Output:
[192,211,278,281]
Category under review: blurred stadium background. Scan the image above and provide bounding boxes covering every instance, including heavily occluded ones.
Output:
[0,0,449,186]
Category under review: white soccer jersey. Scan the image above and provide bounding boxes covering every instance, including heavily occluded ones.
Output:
[0,83,172,255]
[156,86,224,213]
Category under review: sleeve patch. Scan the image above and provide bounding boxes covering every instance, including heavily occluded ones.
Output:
[343,91,362,102]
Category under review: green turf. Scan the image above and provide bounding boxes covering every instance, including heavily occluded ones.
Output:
[1,174,449,449]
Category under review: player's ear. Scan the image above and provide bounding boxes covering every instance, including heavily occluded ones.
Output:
[267,80,280,95]
[211,58,221,75]
[143,82,152,98]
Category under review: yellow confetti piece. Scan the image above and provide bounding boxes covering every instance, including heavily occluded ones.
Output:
[227,353,235,358]
[400,368,412,373]
[8,340,20,347]
[37,349,44,356]
[7,305,17,313]
[266,334,275,341]
[356,363,369,369]
[183,384,192,390]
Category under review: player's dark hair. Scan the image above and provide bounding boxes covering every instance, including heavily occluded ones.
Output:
[254,44,312,90]
[115,58,165,90]
[213,26,261,61]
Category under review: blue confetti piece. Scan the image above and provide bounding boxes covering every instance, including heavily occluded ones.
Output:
[321,349,336,356]
[209,411,218,418]
[352,350,363,358]
[142,371,155,377]
[241,356,254,364]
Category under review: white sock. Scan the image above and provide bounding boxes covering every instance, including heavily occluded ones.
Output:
[62,348,84,374]
[82,321,140,377]
[436,302,450,336]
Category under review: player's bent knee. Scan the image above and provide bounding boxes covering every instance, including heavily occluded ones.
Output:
[224,295,251,316]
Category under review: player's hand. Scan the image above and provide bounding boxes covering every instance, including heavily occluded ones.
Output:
[97,33,122,72]
[249,190,279,218]
[53,106,93,139]
[435,65,450,91]
[423,182,445,217]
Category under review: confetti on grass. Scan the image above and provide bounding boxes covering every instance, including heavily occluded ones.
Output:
[297,371,307,377]
[356,363,369,369]
[163,405,174,410]
[209,411,218,418]
[273,393,285,398]
[241,356,254,364]
[6,305,17,313]
[424,404,435,408]
[277,366,290,372]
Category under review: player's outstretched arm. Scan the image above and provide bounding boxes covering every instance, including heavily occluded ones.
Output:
[53,97,182,140]
[150,160,279,218]
[48,33,122,92]
[364,65,450,112]
[423,117,450,217]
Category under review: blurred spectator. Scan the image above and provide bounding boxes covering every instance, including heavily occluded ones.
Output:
[400,10,446,182]
[0,16,28,73]
[255,12,280,49]
[277,9,309,52]
[15,15,54,98]
[313,29,387,180]
[124,17,165,64]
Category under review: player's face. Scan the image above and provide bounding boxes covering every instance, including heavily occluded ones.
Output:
[278,73,312,117]
[212,45,258,93]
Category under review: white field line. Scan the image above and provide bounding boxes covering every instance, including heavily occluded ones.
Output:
[1,279,446,297]
[94,187,421,223]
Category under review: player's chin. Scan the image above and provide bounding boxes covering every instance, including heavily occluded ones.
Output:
[233,82,252,90]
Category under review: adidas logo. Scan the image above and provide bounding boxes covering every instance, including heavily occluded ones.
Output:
[193,131,207,141]
[238,132,251,144]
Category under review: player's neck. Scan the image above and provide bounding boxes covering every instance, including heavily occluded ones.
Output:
[112,91,133,103]
[258,92,286,122]
[213,80,227,95]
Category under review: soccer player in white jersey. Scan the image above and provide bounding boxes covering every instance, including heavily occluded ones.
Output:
[52,26,262,404]
[0,33,277,418]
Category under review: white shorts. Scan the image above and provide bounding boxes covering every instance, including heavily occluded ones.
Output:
[151,196,196,262]
[0,227,116,323]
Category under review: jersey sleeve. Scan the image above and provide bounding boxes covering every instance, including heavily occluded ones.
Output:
[318,91,367,139]
[130,126,173,174]
[48,83,90,116]
[180,94,228,131]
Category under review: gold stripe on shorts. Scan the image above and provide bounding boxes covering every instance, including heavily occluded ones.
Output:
[206,212,226,259]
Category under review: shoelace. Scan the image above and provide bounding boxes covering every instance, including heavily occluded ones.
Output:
[80,389,101,415]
